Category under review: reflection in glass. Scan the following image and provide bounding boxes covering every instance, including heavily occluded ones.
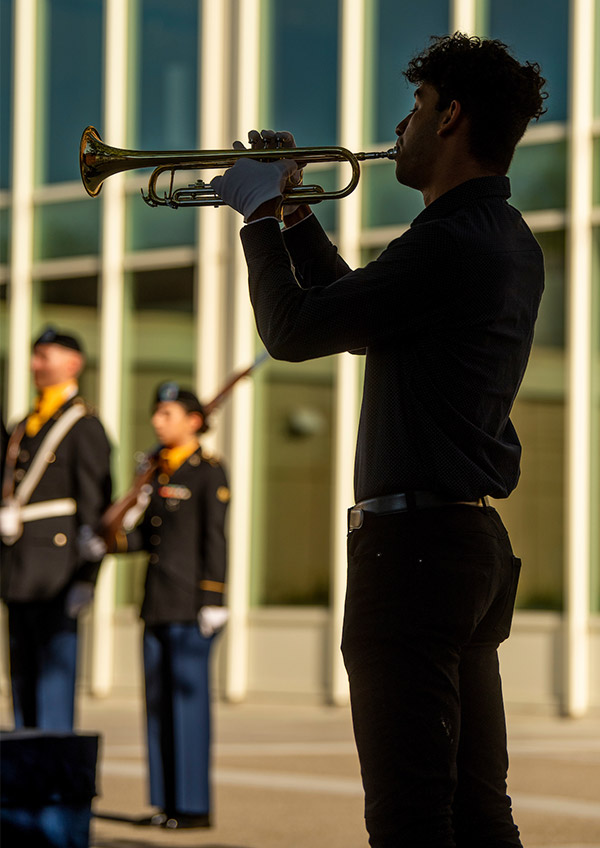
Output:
[366,0,449,145]
[131,0,199,149]
[261,0,339,146]
[38,0,103,184]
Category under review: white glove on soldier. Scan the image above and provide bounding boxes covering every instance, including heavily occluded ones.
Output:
[198,606,229,638]
[77,525,107,561]
[122,484,153,531]
[210,158,299,221]
[65,581,95,618]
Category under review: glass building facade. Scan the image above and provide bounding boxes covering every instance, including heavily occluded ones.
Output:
[1,0,598,713]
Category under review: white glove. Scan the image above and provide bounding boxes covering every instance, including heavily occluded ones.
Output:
[65,581,95,618]
[122,483,153,531]
[77,525,107,561]
[239,130,303,215]
[0,498,23,545]
[210,158,299,221]
[198,606,229,638]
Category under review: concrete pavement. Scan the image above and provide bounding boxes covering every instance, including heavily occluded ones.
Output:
[2,693,600,847]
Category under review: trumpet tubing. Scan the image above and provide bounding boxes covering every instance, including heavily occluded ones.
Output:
[80,126,396,208]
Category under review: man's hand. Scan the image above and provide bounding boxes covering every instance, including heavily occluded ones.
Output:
[240,130,312,226]
[210,158,298,222]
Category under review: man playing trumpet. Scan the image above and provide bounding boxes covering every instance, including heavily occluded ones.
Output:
[211,33,547,848]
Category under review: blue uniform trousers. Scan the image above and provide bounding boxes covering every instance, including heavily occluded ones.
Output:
[7,594,78,731]
[143,622,214,816]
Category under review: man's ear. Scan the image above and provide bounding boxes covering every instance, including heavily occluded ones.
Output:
[437,99,463,136]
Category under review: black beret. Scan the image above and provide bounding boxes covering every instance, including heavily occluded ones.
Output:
[33,326,83,353]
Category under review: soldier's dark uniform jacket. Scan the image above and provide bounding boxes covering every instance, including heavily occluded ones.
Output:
[125,446,229,625]
[0,397,112,602]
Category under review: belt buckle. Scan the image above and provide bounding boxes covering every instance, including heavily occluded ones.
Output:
[348,507,364,531]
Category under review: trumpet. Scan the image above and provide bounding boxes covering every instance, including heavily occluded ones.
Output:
[79,126,396,209]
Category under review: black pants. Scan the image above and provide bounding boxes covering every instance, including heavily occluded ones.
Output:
[341,505,522,848]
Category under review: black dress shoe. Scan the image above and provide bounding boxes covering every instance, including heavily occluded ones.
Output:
[164,812,211,829]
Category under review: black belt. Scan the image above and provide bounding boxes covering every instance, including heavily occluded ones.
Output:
[348,492,488,530]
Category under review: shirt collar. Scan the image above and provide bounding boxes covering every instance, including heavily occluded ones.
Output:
[411,176,511,227]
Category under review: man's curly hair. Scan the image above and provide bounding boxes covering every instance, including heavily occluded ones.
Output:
[404,33,548,173]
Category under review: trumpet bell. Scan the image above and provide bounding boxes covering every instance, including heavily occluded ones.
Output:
[80,126,116,197]
[80,125,198,197]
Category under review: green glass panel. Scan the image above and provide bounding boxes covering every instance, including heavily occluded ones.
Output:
[250,358,335,606]
[126,193,196,251]
[487,0,568,123]
[0,0,12,189]
[39,0,103,184]
[531,230,566,349]
[596,7,600,119]
[365,0,449,145]
[592,228,600,612]
[34,201,100,259]
[32,276,100,401]
[508,142,567,212]
[594,138,600,207]
[497,393,565,611]
[117,266,195,606]
[0,280,7,410]
[132,0,199,150]
[261,0,339,146]
[304,166,337,233]
[362,160,424,228]
[0,208,10,264]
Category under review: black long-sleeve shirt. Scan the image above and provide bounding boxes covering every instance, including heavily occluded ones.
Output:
[240,176,544,502]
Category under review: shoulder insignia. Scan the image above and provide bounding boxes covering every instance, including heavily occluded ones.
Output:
[189,453,201,467]
[216,485,230,503]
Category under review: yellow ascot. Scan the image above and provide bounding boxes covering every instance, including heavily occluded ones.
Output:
[25,380,78,437]
[158,441,199,477]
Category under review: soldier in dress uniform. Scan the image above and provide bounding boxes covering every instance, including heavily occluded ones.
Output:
[115,382,229,830]
[0,326,112,731]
